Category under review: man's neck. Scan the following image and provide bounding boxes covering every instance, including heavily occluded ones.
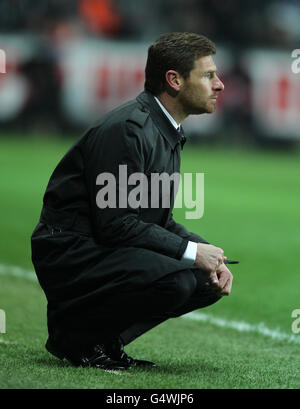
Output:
[154,96,179,129]
[155,93,188,124]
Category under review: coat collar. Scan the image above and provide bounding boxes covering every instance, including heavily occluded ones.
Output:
[136,91,183,150]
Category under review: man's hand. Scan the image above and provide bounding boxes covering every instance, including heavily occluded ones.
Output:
[209,263,233,296]
[195,243,226,273]
[194,243,233,296]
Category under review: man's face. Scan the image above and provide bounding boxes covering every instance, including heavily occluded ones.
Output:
[178,55,224,115]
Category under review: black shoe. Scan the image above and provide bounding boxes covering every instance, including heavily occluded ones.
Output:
[109,337,156,368]
[45,338,129,370]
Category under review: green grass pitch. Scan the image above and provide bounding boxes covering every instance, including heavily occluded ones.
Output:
[0,135,300,389]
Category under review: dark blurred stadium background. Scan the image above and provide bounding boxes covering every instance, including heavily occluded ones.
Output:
[0,0,299,146]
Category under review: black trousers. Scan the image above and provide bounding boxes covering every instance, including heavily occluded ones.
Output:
[32,223,221,355]
[119,268,221,345]
[50,268,221,353]
[120,269,221,346]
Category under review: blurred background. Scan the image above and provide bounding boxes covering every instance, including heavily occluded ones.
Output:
[0,0,299,145]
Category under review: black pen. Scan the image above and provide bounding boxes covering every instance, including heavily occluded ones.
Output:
[224,260,239,264]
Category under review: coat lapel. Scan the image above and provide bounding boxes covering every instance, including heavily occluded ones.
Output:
[136,91,182,150]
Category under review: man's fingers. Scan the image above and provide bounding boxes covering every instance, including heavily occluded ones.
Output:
[219,270,233,296]
[195,243,227,274]
[217,271,227,288]
[207,268,233,296]
[215,256,226,272]
[220,255,228,265]
[220,278,232,296]
[210,265,234,295]
[209,271,220,288]
[217,248,225,264]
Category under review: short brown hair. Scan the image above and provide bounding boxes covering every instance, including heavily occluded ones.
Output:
[145,32,216,95]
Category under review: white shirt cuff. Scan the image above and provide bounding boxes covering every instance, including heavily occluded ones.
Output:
[181,241,197,264]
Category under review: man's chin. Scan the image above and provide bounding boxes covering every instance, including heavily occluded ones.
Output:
[198,102,217,114]
[206,102,217,113]
[187,103,216,115]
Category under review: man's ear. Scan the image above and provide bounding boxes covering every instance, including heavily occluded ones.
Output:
[165,70,183,92]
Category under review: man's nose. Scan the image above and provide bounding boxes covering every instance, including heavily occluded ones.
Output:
[214,76,225,92]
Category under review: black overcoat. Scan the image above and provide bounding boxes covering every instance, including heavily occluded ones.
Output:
[31,91,208,328]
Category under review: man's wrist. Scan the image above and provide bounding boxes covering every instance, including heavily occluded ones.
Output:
[181,241,197,264]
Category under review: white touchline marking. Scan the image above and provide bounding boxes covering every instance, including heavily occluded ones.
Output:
[183,312,300,345]
[103,370,131,376]
[0,338,17,345]
[1,262,299,345]
[0,263,37,282]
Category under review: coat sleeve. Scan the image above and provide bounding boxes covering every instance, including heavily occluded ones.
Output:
[165,212,209,244]
[84,121,188,260]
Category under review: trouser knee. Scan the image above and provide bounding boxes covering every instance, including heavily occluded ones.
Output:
[155,270,198,311]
